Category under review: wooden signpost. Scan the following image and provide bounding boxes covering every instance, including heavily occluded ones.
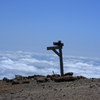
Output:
[47,41,64,76]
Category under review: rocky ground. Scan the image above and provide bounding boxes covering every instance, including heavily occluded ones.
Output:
[0,73,100,100]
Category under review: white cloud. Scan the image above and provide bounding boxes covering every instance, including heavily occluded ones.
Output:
[0,51,100,79]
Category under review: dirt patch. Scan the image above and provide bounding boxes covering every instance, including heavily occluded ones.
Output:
[0,75,100,100]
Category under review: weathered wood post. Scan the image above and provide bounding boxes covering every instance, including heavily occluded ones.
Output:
[47,41,64,76]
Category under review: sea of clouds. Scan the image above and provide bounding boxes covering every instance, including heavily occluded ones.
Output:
[0,51,100,79]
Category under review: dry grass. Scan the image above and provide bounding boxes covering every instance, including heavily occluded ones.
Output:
[0,84,25,92]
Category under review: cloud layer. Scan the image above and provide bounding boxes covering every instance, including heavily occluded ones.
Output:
[0,51,100,79]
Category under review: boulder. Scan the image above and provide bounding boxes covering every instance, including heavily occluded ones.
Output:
[54,76,76,82]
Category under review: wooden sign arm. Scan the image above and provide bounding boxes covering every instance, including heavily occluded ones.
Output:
[52,49,60,57]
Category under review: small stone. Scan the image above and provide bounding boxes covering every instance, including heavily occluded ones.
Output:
[35,77,47,83]
[60,89,62,91]
[10,91,15,94]
[31,98,34,100]
[12,80,20,85]
[54,88,57,91]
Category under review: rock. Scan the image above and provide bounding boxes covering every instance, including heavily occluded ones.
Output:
[2,77,13,83]
[64,72,73,76]
[22,80,30,84]
[34,75,45,77]
[54,76,76,82]
[77,76,87,79]
[47,74,60,80]
[3,77,9,82]
[10,91,15,94]
[15,75,24,80]
[35,77,48,83]
[28,76,34,79]
[54,88,57,91]
[89,85,95,88]
[47,74,52,77]
[12,80,20,85]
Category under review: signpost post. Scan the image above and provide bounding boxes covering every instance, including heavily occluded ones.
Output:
[47,41,64,76]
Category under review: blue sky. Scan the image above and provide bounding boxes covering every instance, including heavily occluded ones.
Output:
[0,0,100,58]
